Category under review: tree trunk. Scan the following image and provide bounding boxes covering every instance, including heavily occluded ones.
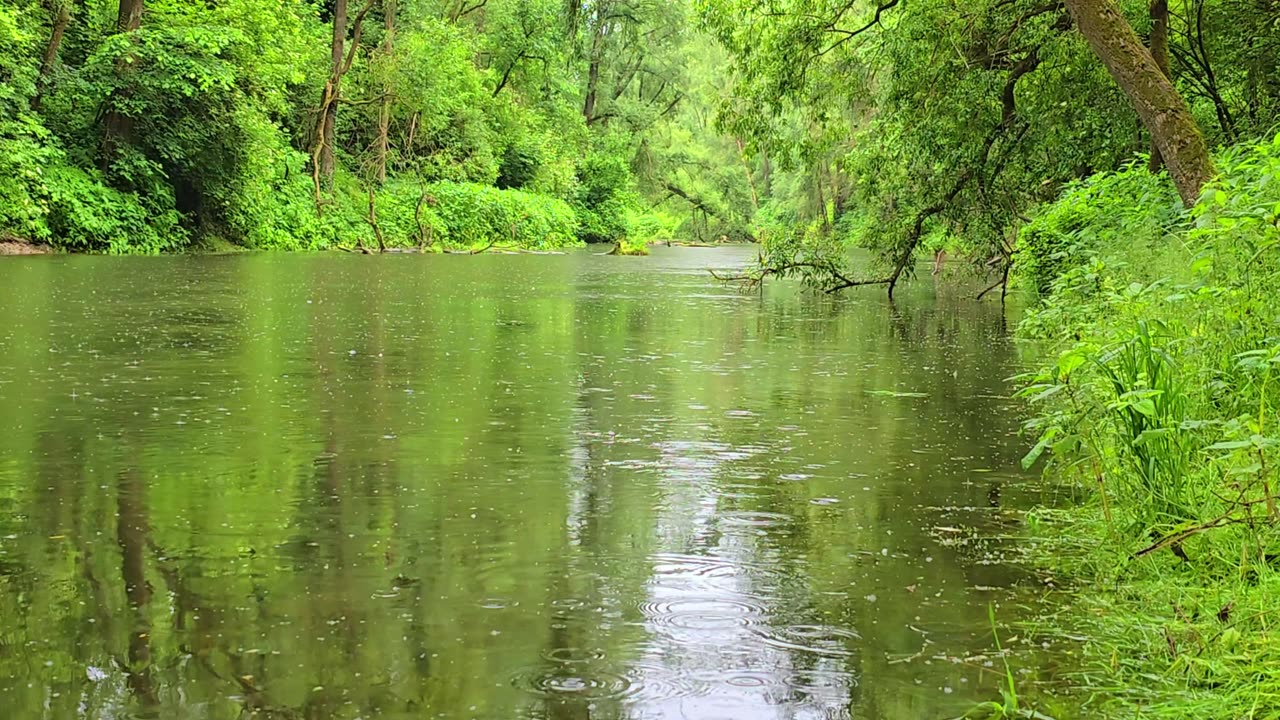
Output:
[101,0,143,171]
[33,2,72,110]
[1063,0,1213,206]
[376,0,395,184]
[116,0,141,31]
[321,0,348,182]
[1147,0,1170,171]
[583,54,601,123]
[735,137,759,211]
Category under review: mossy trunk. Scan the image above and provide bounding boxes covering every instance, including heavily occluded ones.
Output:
[1147,0,1171,172]
[1064,0,1213,206]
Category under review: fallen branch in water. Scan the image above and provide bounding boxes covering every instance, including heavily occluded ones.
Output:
[711,260,892,295]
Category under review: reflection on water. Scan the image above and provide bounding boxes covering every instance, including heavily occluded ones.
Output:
[0,248,1036,719]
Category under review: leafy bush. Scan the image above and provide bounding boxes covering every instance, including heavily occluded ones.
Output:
[43,165,187,253]
[0,118,59,241]
[425,181,578,249]
[1015,164,1183,296]
[572,136,637,243]
[0,119,186,253]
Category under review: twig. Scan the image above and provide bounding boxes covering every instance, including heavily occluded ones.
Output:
[1134,494,1280,558]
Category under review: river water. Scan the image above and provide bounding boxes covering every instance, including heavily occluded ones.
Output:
[0,248,1037,719]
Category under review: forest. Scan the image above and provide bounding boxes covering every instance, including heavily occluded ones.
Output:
[2,0,1280,718]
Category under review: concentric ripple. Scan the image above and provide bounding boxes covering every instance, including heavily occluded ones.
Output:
[512,662,711,702]
[510,668,633,700]
[756,623,860,657]
[540,646,607,664]
[640,596,767,630]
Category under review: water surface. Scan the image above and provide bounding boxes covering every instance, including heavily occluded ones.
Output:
[0,248,1035,719]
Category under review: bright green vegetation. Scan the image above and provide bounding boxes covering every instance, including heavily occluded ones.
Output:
[6,0,1280,717]
[1013,136,1280,719]
[699,0,1278,296]
[0,0,769,253]
[0,249,1037,719]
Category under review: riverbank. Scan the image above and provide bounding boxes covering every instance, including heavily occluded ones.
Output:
[1013,135,1280,718]
[0,239,52,255]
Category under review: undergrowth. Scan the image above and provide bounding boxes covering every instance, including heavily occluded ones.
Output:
[1012,134,1280,719]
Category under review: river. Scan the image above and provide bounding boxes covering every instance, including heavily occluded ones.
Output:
[0,247,1038,719]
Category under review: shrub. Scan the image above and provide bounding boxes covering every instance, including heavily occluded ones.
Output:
[572,136,636,244]
[1015,163,1183,296]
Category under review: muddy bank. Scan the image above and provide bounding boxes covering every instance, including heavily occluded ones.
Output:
[0,240,53,256]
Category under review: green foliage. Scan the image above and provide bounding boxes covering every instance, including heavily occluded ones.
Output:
[0,4,36,113]
[43,164,187,253]
[1017,135,1280,718]
[424,181,578,250]
[572,134,638,243]
[0,118,185,253]
[0,0,724,252]
[625,208,680,244]
[1016,164,1183,296]
[698,0,1278,290]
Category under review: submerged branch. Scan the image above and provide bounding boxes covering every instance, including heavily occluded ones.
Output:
[711,260,891,295]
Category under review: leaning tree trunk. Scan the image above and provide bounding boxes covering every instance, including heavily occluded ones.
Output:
[320,0,348,182]
[101,0,143,171]
[1147,0,1171,171]
[1063,0,1213,206]
[33,1,72,110]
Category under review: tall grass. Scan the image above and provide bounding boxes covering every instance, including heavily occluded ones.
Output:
[1011,134,1280,718]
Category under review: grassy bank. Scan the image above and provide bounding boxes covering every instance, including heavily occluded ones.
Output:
[1012,134,1280,718]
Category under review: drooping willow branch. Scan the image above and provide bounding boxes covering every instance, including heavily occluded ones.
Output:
[717,36,1048,301]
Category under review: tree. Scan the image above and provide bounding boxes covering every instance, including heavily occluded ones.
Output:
[314,0,375,199]
[33,0,72,110]
[1063,0,1214,205]
[319,0,348,182]
[376,0,395,184]
[100,0,144,170]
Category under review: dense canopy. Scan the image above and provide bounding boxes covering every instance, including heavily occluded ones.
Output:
[2,0,1272,268]
[4,1,1280,718]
